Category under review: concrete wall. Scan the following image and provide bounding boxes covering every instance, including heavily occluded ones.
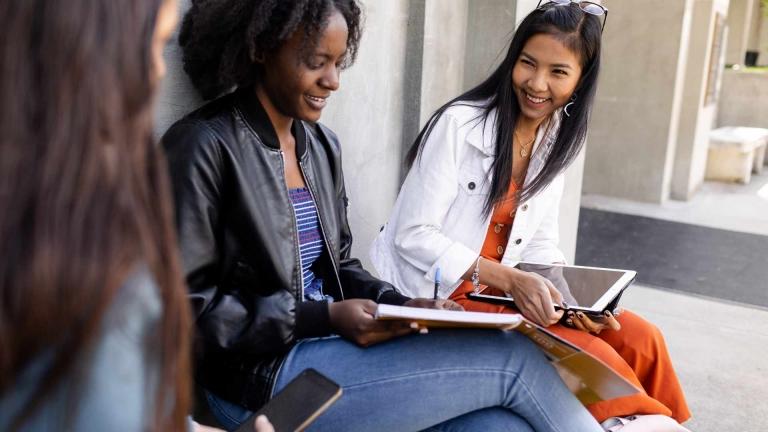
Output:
[463,0,516,89]
[154,0,202,137]
[419,0,468,124]
[747,0,763,51]
[725,0,756,64]
[672,0,730,200]
[717,69,768,127]
[583,0,694,203]
[759,4,768,65]
[155,0,585,267]
[319,1,412,262]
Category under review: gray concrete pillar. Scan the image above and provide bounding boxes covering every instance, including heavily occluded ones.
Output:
[154,0,201,137]
[400,0,426,166]
[463,0,518,89]
[583,0,694,204]
[672,0,730,200]
[725,0,756,65]
[419,0,469,125]
[758,4,768,65]
[747,0,762,53]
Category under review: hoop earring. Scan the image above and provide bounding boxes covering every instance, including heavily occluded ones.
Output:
[564,93,577,117]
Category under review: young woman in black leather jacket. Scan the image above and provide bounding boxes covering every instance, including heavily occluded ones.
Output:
[162,1,602,431]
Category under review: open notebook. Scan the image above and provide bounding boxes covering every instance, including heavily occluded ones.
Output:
[375,304,640,405]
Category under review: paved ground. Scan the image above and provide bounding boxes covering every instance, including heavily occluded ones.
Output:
[576,209,768,308]
[582,174,768,431]
[623,286,768,432]
[581,171,768,236]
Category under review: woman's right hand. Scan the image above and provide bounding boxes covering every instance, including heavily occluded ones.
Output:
[504,270,564,327]
[328,299,417,347]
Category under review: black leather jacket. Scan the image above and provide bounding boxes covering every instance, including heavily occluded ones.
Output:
[162,88,410,410]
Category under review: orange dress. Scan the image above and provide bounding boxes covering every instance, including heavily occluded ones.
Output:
[449,181,691,423]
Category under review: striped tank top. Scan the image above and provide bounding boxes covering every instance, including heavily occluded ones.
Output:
[289,187,329,301]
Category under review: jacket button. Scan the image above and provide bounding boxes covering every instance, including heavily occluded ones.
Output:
[497,245,504,255]
[521,204,529,211]
[515,238,522,245]
[494,223,503,234]
[468,182,476,190]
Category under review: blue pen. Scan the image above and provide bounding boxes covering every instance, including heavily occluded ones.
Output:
[433,267,441,300]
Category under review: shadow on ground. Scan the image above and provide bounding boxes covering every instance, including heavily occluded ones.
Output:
[576,208,768,308]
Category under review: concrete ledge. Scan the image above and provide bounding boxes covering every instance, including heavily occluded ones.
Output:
[705,126,768,183]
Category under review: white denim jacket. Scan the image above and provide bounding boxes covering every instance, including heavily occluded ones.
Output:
[370,102,566,299]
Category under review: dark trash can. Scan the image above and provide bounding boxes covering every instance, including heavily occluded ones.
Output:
[745,51,758,67]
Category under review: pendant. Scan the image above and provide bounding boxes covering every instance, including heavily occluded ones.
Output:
[520,148,528,158]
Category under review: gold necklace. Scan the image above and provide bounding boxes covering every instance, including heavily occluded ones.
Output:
[514,130,535,158]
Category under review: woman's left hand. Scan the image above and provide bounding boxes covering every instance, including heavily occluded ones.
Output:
[566,309,622,334]
[401,298,463,334]
[403,298,464,311]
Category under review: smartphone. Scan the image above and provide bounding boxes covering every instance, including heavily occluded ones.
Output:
[235,369,342,432]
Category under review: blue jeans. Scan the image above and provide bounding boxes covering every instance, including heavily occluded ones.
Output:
[206,330,601,431]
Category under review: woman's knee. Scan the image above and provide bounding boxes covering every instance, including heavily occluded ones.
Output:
[425,407,534,432]
[472,331,549,366]
[614,310,666,352]
[419,330,547,365]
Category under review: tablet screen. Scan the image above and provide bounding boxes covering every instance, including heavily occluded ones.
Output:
[514,262,630,309]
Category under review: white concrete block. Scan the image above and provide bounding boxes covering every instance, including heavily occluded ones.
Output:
[754,142,766,173]
[705,126,768,183]
[705,145,754,183]
[763,140,768,166]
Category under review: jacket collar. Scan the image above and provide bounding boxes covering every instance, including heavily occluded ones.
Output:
[465,105,497,156]
[236,87,307,157]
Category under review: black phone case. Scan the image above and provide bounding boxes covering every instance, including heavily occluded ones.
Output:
[234,369,341,432]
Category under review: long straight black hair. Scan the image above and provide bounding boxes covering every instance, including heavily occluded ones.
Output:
[406,3,602,216]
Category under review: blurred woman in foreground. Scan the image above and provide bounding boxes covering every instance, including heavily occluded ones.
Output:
[0,1,191,430]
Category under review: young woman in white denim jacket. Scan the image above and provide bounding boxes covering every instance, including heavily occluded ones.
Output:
[371,2,691,432]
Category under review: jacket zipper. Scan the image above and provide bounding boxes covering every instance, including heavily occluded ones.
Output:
[279,150,305,303]
[298,158,345,300]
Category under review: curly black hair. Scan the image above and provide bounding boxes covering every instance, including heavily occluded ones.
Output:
[179,0,362,100]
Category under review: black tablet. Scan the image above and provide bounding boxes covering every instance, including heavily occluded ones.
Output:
[468,262,636,317]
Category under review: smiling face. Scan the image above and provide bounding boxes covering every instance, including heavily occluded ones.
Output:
[512,33,583,126]
[259,10,349,123]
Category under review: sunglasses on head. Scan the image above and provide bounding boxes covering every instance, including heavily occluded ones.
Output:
[536,0,608,31]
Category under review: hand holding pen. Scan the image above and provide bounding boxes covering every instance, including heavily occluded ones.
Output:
[402,267,464,321]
